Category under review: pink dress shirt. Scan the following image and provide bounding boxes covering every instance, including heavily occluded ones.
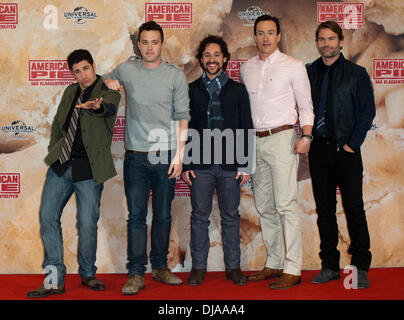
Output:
[240,49,314,130]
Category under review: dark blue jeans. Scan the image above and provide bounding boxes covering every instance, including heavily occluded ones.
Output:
[190,165,241,270]
[124,151,175,276]
[40,166,103,286]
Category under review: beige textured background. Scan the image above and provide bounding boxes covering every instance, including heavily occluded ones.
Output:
[0,0,403,275]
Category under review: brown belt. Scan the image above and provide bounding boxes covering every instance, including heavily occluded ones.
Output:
[255,125,294,138]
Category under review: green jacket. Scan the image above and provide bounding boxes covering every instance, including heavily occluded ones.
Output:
[45,77,121,185]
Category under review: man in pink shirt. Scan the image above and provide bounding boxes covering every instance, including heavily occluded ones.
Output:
[240,14,314,289]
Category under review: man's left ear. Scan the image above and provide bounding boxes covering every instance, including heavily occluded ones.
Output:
[92,62,96,72]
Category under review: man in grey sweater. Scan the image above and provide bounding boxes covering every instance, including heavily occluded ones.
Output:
[104,21,190,295]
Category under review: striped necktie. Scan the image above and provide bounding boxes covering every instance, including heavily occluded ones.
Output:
[59,91,84,164]
[316,68,329,135]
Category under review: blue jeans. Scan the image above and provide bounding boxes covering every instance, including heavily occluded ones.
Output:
[190,165,241,269]
[124,151,175,276]
[40,167,103,286]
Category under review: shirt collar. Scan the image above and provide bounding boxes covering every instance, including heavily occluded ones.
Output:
[255,48,280,64]
[78,74,100,98]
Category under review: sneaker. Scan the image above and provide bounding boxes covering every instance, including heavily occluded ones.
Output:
[357,269,370,289]
[121,274,145,295]
[27,284,65,298]
[187,268,207,286]
[312,268,340,284]
[225,268,247,285]
[152,268,183,286]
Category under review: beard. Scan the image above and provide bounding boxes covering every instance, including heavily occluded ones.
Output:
[319,46,341,59]
[204,62,222,77]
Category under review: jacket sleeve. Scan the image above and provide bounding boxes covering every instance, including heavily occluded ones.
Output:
[88,90,121,118]
[237,84,254,172]
[47,90,68,152]
[182,84,194,172]
[348,69,376,150]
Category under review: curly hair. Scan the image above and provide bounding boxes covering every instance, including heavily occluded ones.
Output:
[196,35,231,70]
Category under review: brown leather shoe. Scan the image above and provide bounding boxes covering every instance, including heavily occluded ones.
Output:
[269,273,301,289]
[121,274,145,295]
[152,268,183,285]
[27,284,65,298]
[246,268,283,281]
[81,276,105,291]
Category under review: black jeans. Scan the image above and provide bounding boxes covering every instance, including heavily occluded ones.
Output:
[308,138,371,272]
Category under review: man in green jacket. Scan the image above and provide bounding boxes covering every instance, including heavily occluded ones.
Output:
[27,49,121,298]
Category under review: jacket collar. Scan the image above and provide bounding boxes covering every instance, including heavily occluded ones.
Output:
[76,75,102,100]
[314,52,345,71]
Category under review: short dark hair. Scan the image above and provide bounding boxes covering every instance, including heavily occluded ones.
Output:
[254,14,280,35]
[138,21,164,43]
[196,35,231,70]
[67,49,94,71]
[315,20,344,41]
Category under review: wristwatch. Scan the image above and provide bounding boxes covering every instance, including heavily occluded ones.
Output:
[301,134,313,141]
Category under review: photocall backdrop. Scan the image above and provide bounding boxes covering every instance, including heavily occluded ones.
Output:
[0,0,403,275]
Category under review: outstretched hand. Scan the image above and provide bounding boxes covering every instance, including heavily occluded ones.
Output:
[76,98,103,110]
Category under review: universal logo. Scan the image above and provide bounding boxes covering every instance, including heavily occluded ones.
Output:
[238,6,270,26]
[2,120,35,140]
[64,6,98,25]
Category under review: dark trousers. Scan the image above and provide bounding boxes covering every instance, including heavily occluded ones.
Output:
[308,139,371,272]
[190,165,241,270]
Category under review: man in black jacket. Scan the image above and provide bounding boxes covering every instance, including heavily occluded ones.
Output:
[181,35,254,286]
[306,21,376,288]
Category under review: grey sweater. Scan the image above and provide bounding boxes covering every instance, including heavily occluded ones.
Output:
[104,57,190,151]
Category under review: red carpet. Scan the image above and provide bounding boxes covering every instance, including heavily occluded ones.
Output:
[0,268,403,300]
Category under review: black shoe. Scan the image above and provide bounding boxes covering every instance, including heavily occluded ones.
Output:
[187,268,207,286]
[27,284,65,298]
[357,270,370,289]
[312,268,340,284]
[225,268,247,285]
[81,276,105,291]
